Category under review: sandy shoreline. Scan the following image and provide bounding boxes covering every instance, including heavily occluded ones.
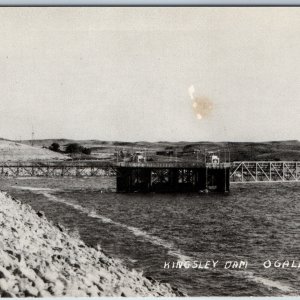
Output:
[0,191,182,297]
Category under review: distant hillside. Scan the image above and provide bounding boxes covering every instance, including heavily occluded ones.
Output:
[226,141,300,161]
[14,139,300,162]
[20,139,76,148]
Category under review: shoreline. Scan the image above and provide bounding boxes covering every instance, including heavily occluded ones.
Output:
[0,191,183,297]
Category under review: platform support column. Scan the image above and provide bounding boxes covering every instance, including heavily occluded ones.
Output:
[169,169,179,191]
[197,168,207,191]
[216,168,230,193]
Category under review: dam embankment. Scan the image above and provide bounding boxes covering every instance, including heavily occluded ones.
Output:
[0,190,180,297]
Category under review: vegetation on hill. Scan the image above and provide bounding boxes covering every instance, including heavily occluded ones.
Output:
[48,142,92,158]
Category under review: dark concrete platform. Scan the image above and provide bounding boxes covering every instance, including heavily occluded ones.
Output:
[115,162,230,193]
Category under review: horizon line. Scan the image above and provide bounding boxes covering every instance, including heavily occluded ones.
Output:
[1,137,299,144]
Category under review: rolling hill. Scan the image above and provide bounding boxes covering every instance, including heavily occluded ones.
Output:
[13,139,300,162]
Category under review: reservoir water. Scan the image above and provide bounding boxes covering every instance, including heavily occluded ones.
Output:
[1,177,300,296]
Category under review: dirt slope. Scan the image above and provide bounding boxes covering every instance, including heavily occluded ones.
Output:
[0,140,67,162]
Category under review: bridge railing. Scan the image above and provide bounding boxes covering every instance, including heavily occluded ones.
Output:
[0,160,113,167]
[115,161,231,169]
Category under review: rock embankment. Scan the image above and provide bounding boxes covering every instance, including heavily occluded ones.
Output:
[0,191,179,297]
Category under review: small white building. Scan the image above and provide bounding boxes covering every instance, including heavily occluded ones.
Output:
[211,155,220,164]
[135,151,146,163]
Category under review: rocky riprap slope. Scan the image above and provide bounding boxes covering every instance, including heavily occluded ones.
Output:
[0,191,179,297]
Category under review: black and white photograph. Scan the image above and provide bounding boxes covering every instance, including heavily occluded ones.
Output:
[0,6,300,297]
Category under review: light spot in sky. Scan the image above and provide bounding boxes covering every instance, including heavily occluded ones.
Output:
[188,85,195,100]
[188,85,213,120]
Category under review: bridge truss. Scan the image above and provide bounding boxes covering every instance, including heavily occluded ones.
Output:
[230,161,300,183]
[0,161,116,177]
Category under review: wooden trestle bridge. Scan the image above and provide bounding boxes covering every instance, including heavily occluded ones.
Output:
[0,160,299,182]
[0,160,299,192]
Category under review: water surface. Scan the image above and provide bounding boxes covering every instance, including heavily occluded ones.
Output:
[2,177,300,296]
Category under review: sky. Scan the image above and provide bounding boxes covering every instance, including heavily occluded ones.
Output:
[0,7,299,142]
